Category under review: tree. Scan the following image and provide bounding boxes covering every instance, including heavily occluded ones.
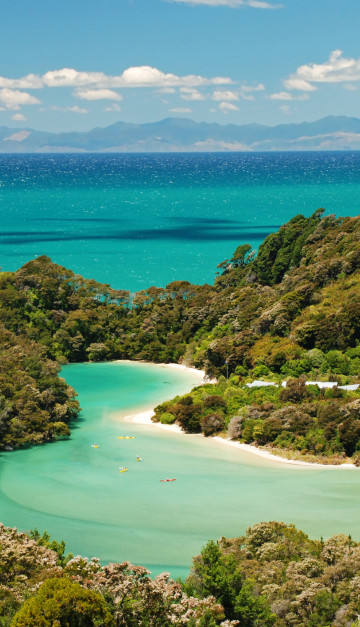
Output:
[185,540,275,624]
[200,412,225,436]
[234,581,276,626]
[11,577,113,626]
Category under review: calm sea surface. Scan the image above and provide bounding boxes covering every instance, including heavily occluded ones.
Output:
[1,153,360,577]
[0,152,360,292]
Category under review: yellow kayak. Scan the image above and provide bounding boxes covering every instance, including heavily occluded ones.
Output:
[119,467,128,473]
[117,436,136,439]
[91,444,99,448]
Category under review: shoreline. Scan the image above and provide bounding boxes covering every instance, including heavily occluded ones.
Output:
[123,409,357,470]
[114,359,206,378]
[113,359,217,385]
[117,360,357,469]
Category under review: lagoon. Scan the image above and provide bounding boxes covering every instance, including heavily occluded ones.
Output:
[1,361,360,579]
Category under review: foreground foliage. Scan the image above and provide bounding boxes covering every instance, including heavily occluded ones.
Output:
[187,521,360,626]
[2,521,360,626]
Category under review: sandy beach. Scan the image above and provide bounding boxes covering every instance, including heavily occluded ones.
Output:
[123,405,357,471]
[118,360,358,469]
[124,409,357,469]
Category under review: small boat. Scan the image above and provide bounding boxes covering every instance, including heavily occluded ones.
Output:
[91,444,99,448]
[136,456,143,462]
[160,478,176,482]
[117,436,136,440]
[119,467,128,473]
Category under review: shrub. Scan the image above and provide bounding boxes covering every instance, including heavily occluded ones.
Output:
[159,412,176,425]
[227,415,243,440]
[200,413,225,436]
[11,577,113,626]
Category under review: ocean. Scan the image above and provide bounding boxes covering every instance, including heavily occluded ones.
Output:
[1,152,360,292]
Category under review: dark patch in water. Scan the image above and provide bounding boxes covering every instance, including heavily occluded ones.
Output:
[0,225,275,244]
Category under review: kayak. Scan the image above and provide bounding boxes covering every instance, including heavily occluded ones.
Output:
[119,467,128,473]
[117,436,136,439]
[160,478,176,482]
[136,457,143,462]
[91,444,99,448]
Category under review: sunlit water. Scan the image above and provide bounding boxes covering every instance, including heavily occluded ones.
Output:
[1,152,360,292]
[1,361,359,579]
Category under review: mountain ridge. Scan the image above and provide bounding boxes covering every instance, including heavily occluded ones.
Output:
[1,115,360,152]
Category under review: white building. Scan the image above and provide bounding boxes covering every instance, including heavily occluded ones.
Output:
[246,380,278,388]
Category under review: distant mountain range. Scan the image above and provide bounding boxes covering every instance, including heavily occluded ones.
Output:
[2,115,360,152]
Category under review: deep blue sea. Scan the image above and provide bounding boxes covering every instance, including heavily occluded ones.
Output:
[1,152,360,292]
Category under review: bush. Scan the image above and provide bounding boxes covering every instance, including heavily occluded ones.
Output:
[203,395,226,409]
[200,413,225,436]
[159,412,176,425]
[11,577,113,626]
[227,415,243,440]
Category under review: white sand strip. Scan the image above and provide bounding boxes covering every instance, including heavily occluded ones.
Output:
[212,437,356,469]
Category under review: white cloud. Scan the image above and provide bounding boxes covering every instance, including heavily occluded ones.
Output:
[0,66,232,91]
[0,88,40,110]
[67,106,89,114]
[285,50,360,91]
[279,105,291,115]
[180,87,205,100]
[157,87,177,94]
[11,113,27,121]
[0,74,43,89]
[115,66,231,87]
[212,84,264,103]
[167,0,282,8]
[283,78,316,92]
[75,88,123,101]
[43,68,108,88]
[269,91,309,101]
[219,101,239,112]
[212,90,239,101]
[103,103,122,112]
[240,83,265,92]
[51,105,88,114]
[239,83,266,100]
[169,107,192,113]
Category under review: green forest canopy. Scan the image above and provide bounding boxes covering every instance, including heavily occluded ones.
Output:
[2,209,360,461]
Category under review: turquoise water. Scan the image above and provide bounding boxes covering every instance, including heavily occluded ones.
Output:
[1,361,360,579]
[0,152,360,292]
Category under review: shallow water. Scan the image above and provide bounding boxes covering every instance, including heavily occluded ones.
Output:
[1,361,360,579]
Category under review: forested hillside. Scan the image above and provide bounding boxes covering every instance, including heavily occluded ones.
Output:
[2,208,360,459]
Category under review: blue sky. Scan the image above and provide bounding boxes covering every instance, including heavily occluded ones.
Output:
[1,0,359,132]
